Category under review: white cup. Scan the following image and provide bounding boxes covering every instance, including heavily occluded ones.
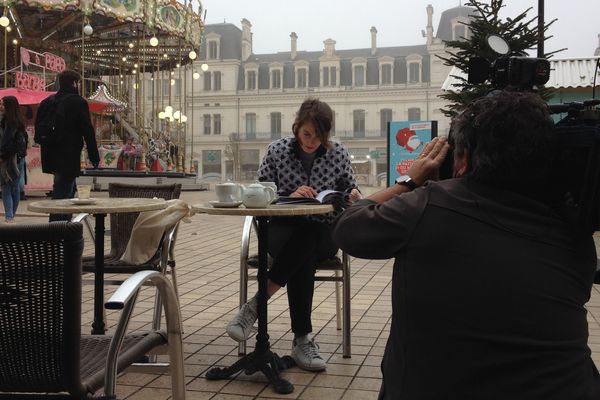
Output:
[215,182,242,203]
[77,184,92,199]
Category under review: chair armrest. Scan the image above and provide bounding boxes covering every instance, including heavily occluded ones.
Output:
[71,213,95,241]
[103,271,184,398]
[240,216,253,262]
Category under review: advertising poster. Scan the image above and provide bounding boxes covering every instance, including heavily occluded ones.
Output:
[387,120,438,187]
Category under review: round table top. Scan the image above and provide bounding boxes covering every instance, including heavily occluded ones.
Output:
[191,203,333,216]
[28,197,167,214]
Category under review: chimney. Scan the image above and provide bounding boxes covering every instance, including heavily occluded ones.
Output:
[290,32,298,60]
[426,4,434,45]
[595,33,600,56]
[323,38,336,58]
[241,18,252,61]
[370,27,377,56]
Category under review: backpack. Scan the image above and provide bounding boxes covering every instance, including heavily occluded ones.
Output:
[34,94,76,146]
[14,129,27,159]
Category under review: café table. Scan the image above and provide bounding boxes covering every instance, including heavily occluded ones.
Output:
[191,203,333,394]
[28,197,167,335]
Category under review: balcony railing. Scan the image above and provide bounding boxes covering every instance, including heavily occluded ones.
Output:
[230,130,386,141]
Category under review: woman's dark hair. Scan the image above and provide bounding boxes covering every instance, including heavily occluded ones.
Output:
[450,91,556,196]
[2,95,25,133]
[292,98,333,147]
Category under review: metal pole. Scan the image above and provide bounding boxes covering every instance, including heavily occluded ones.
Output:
[537,0,544,58]
[3,25,6,88]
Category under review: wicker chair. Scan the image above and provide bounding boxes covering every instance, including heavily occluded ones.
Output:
[76,183,182,329]
[0,222,185,399]
[238,216,352,358]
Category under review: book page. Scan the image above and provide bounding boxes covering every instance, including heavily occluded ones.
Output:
[316,190,338,203]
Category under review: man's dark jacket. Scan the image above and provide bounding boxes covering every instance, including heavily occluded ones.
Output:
[35,86,100,176]
[333,178,600,400]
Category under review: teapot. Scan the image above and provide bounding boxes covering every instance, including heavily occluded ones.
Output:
[242,183,276,208]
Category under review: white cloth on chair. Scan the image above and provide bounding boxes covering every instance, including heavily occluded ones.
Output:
[120,199,190,265]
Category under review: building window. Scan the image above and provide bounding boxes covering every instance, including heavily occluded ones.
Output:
[453,23,469,40]
[270,112,281,139]
[246,113,256,139]
[354,65,365,86]
[297,68,307,88]
[203,114,211,135]
[408,108,421,121]
[381,64,392,85]
[214,114,221,135]
[247,70,256,90]
[213,71,221,91]
[208,41,218,59]
[161,78,180,96]
[271,70,281,89]
[380,108,392,133]
[408,63,420,83]
[240,149,260,180]
[353,109,365,137]
[203,71,211,91]
[323,67,329,86]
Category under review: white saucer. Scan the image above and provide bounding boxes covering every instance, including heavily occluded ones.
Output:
[209,200,243,208]
[70,198,97,205]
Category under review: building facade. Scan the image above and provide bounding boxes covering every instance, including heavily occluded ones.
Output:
[141,5,474,185]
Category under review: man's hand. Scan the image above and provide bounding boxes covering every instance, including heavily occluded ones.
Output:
[407,137,450,186]
[291,185,318,198]
[348,188,362,204]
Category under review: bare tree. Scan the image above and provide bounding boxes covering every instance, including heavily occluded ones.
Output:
[225,133,242,181]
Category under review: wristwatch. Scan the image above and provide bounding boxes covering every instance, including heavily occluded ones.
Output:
[395,175,418,190]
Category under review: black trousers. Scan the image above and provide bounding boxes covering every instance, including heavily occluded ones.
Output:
[267,217,338,336]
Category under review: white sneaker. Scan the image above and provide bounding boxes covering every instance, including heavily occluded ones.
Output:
[291,334,327,371]
[226,297,258,342]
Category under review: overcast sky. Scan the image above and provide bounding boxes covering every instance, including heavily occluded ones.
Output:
[196,0,598,59]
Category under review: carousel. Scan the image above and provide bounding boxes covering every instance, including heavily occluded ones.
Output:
[0,0,205,189]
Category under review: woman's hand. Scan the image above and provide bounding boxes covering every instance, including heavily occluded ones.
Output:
[291,185,318,198]
[348,188,362,204]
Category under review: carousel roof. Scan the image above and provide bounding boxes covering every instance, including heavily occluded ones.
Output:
[0,0,204,76]
[88,84,127,112]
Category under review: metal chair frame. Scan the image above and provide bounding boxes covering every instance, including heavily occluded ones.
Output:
[238,216,351,358]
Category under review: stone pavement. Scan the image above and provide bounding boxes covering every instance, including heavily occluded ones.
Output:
[7,189,600,399]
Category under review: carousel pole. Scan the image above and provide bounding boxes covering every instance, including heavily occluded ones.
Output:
[177,39,183,173]
[81,17,85,96]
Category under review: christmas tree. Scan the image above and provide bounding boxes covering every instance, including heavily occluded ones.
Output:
[438,0,560,118]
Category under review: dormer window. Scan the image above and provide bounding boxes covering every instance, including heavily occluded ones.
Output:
[452,18,471,41]
[351,57,367,87]
[406,54,423,84]
[205,32,222,60]
[297,68,307,88]
[271,69,281,89]
[245,64,258,91]
[322,66,337,87]
[379,56,394,86]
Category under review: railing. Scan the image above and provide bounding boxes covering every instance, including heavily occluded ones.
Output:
[230,130,387,142]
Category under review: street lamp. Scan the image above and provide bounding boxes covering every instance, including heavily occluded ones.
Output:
[150,36,159,47]
[201,63,209,72]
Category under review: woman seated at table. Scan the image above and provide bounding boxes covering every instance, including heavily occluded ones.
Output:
[227,98,360,371]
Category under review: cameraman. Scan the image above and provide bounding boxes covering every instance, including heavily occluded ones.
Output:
[333,91,600,399]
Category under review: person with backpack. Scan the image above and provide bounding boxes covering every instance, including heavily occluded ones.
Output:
[0,95,28,224]
[35,70,100,222]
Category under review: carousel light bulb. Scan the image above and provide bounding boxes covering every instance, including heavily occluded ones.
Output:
[128,42,134,49]
[165,106,173,115]
[149,36,159,47]
[134,63,138,68]
[188,50,197,60]
[201,63,209,72]
[173,110,181,119]
[96,50,101,55]
[122,56,127,62]
[181,115,188,123]
[132,69,137,74]
[193,72,200,80]
[158,111,166,119]
[170,71,174,76]
[5,26,11,32]
[12,39,17,45]
[176,63,180,68]
[163,53,168,59]
[170,79,175,85]
[169,116,174,122]
[83,24,93,36]
[0,16,9,28]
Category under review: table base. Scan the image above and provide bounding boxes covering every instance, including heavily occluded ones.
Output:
[206,349,296,394]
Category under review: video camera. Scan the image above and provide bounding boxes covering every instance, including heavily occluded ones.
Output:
[441,35,600,232]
